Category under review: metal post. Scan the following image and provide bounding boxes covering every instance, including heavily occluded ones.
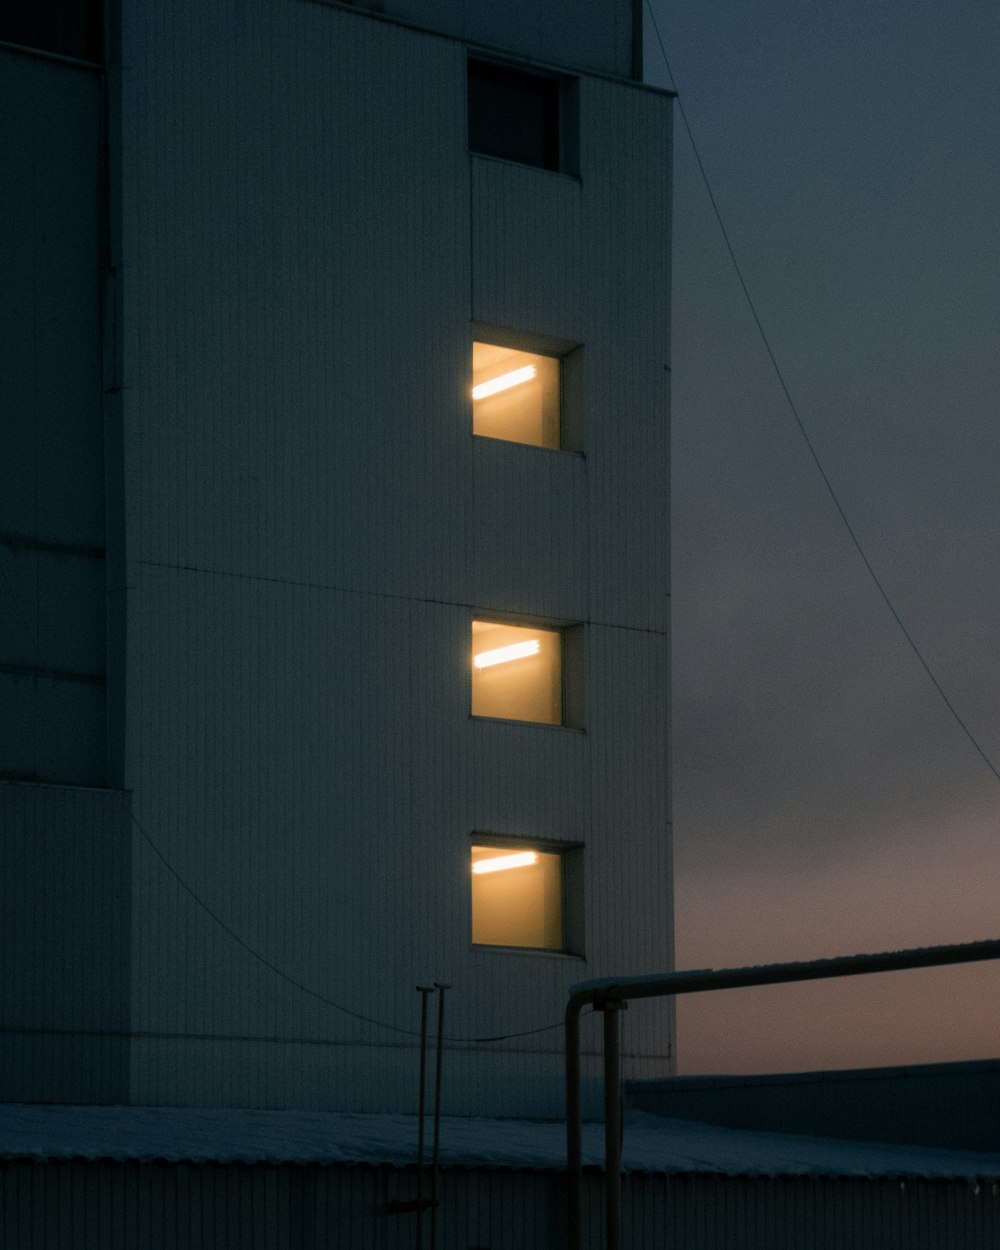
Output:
[601,1001,624,1250]
[565,938,1000,1248]
[429,982,450,1250]
[415,985,434,1250]
[565,1000,583,1250]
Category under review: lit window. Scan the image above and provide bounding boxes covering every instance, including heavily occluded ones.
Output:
[472,620,561,724]
[471,844,564,950]
[472,341,560,448]
[468,59,561,171]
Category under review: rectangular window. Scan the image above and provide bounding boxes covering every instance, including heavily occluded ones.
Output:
[471,843,565,950]
[468,58,561,171]
[471,620,562,725]
[471,840,584,953]
[472,341,560,448]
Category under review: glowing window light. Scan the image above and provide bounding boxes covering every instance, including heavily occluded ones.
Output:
[472,851,539,875]
[473,639,540,669]
[472,365,537,401]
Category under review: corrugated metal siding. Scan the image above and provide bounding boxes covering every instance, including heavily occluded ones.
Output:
[0,782,131,1103]
[2,1161,999,1250]
[470,439,589,621]
[470,80,672,633]
[0,51,106,786]
[116,0,673,1117]
[0,53,105,550]
[125,7,470,601]
[469,72,674,1088]
[377,0,637,80]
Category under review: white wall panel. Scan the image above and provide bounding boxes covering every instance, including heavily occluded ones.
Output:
[120,0,673,1115]
[0,676,107,787]
[3,1160,999,1250]
[125,4,471,604]
[583,621,675,1078]
[381,0,637,80]
[0,50,107,785]
[128,565,603,1113]
[466,67,675,1095]
[471,438,589,620]
[471,161,586,346]
[0,548,105,675]
[0,782,130,1103]
[462,719,592,843]
[0,52,104,547]
[471,79,672,634]
[582,82,672,634]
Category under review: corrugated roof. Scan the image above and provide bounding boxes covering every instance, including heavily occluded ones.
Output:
[2,1105,1000,1179]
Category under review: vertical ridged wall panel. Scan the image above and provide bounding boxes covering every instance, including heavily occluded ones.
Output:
[468,76,674,1089]
[384,0,636,79]
[0,52,107,784]
[127,5,470,604]
[471,80,672,633]
[582,82,672,634]
[2,1162,1000,1249]
[121,0,673,1114]
[0,782,130,1103]
[470,439,589,619]
[0,54,105,548]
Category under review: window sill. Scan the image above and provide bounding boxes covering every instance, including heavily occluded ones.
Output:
[469,150,582,185]
[472,432,585,460]
[471,944,585,960]
[469,715,585,733]
[0,776,128,795]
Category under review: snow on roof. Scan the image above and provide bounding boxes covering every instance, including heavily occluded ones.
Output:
[2,1105,1000,1179]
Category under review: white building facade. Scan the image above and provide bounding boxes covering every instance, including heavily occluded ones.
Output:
[1,0,673,1122]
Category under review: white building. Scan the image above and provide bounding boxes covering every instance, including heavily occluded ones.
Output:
[2,0,672,1218]
[8,9,1000,1250]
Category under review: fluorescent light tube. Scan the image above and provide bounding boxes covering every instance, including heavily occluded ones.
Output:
[473,639,540,669]
[472,851,539,875]
[472,365,537,400]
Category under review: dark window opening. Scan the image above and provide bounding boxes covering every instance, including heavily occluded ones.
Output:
[1,0,103,62]
[468,58,560,172]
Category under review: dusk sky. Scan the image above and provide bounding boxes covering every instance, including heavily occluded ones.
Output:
[645,0,1000,1073]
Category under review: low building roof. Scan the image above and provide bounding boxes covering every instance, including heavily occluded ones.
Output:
[3,1105,1000,1180]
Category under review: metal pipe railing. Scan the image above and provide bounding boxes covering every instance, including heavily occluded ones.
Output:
[565,938,1000,1250]
[415,985,434,1250]
[429,982,450,1250]
[601,1002,625,1250]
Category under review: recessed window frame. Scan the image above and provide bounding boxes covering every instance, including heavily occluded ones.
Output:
[470,834,585,956]
[467,55,579,177]
[471,324,583,453]
[470,613,585,730]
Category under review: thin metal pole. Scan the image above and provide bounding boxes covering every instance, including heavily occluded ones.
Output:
[602,1003,623,1250]
[565,1000,583,1250]
[415,985,434,1250]
[429,981,450,1250]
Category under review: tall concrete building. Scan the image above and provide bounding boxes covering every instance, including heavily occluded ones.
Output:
[1,0,672,1235]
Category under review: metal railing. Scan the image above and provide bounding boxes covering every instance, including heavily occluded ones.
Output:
[565,938,1000,1250]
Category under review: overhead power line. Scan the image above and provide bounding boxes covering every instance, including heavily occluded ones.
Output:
[645,0,1000,786]
[0,563,578,1048]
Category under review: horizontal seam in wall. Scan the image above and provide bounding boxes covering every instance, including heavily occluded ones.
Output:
[0,663,106,686]
[294,0,676,99]
[0,38,103,72]
[138,559,670,636]
[0,1025,664,1061]
[0,531,105,559]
